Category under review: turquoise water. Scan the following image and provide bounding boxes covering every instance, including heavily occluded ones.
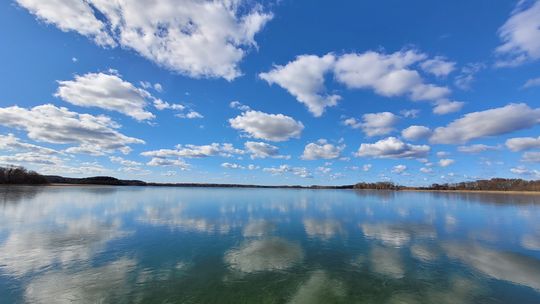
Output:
[1,186,540,303]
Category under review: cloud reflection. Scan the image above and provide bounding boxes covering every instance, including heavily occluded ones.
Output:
[444,242,540,291]
[224,238,303,273]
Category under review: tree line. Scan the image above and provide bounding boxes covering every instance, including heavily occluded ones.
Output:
[2,166,540,191]
[0,166,48,184]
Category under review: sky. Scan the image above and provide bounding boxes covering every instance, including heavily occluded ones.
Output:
[1,0,540,186]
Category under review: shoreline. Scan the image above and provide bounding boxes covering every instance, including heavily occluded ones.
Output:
[3,183,540,195]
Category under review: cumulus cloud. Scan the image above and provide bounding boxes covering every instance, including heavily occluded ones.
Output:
[176,111,204,119]
[0,133,61,155]
[221,162,244,169]
[454,62,485,90]
[153,99,185,111]
[355,137,430,159]
[511,166,540,177]
[523,77,540,89]
[264,49,457,115]
[401,125,431,141]
[229,110,304,142]
[15,0,115,47]
[506,136,540,151]
[458,144,500,153]
[229,101,251,111]
[263,165,312,178]
[0,152,63,166]
[0,104,144,155]
[439,158,455,167]
[400,109,420,118]
[244,141,288,159]
[344,112,399,137]
[142,143,243,159]
[17,0,272,80]
[420,56,456,77]
[495,0,540,67]
[430,103,540,144]
[392,164,407,174]
[522,152,540,162]
[432,100,464,115]
[56,71,156,121]
[334,50,450,105]
[146,157,189,170]
[420,167,433,174]
[260,54,340,116]
[109,156,141,167]
[301,139,344,160]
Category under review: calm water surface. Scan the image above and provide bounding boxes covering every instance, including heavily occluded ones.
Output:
[1,186,540,303]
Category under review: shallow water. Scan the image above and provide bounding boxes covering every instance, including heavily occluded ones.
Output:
[1,186,540,303]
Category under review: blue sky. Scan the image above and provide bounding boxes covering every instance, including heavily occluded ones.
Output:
[1,0,540,186]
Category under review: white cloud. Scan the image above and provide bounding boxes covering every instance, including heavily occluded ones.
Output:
[511,166,540,177]
[363,164,372,171]
[454,63,484,90]
[0,104,144,155]
[17,0,272,80]
[153,99,185,111]
[506,136,540,151]
[349,112,399,137]
[153,83,163,92]
[392,164,407,174]
[146,157,189,170]
[259,54,340,116]
[229,101,251,111]
[56,71,156,121]
[458,144,500,153]
[400,109,420,118]
[301,139,344,160]
[430,103,540,144]
[436,151,450,158]
[244,141,288,159]
[109,156,141,167]
[439,158,455,167]
[334,50,450,103]
[522,152,540,162]
[221,162,244,169]
[263,165,312,178]
[0,152,63,166]
[142,143,243,159]
[495,0,540,66]
[355,137,430,159]
[420,167,433,173]
[523,77,540,89]
[432,100,464,115]
[420,56,456,77]
[176,111,204,119]
[0,133,61,155]
[401,125,431,141]
[15,0,115,47]
[229,110,304,142]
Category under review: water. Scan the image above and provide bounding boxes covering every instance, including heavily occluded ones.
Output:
[1,186,540,303]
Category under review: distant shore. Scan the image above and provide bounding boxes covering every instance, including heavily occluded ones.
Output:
[4,183,540,195]
[2,166,540,193]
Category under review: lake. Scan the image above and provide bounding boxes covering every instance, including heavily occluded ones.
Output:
[1,186,540,303]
